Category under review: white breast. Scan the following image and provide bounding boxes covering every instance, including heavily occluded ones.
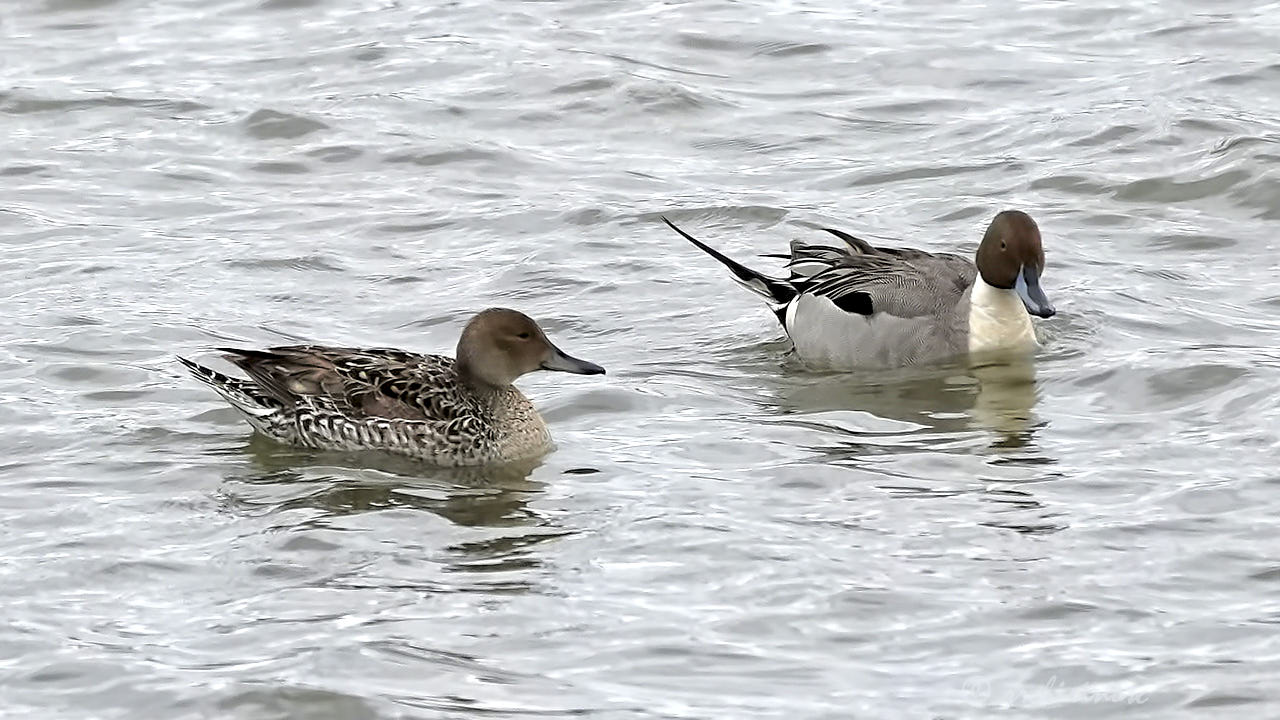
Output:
[967,278,1038,354]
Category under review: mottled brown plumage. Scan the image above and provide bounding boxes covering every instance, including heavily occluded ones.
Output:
[179,308,604,466]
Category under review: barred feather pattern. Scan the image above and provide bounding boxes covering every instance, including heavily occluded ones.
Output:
[785,230,977,319]
[179,346,553,467]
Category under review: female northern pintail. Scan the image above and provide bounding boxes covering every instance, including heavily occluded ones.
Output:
[663,210,1055,370]
[178,308,605,466]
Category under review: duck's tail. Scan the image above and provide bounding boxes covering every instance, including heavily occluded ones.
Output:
[662,217,798,310]
[177,355,280,420]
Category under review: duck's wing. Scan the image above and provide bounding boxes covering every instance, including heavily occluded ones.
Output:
[666,216,975,321]
[217,345,469,422]
[791,234,977,318]
[778,240,859,280]
[767,227,939,277]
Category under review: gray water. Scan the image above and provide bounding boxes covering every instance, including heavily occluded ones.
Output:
[4,0,1280,717]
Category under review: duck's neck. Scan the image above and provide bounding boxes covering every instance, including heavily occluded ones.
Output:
[968,277,1037,354]
[456,358,507,398]
[459,374,513,408]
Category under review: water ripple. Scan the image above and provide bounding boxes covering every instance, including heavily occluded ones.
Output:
[3,0,1280,718]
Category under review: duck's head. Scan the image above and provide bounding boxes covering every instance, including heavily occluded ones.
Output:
[975,210,1055,318]
[456,308,605,388]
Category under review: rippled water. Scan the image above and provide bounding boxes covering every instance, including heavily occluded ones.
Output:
[4,0,1280,717]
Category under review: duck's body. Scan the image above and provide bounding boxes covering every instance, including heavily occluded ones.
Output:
[179,347,553,465]
[665,211,1054,370]
[179,309,604,466]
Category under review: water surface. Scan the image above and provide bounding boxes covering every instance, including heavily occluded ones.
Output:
[4,0,1280,717]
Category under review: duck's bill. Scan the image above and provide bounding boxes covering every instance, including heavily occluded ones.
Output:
[541,345,606,375]
[1015,265,1056,319]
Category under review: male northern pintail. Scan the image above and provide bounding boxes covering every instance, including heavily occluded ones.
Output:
[663,211,1055,370]
[178,308,605,466]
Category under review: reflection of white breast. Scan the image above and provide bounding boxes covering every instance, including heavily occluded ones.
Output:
[967,278,1037,354]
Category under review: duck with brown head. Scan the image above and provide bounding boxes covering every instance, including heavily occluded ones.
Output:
[455,308,604,389]
[974,210,1055,320]
[178,308,604,466]
[664,209,1057,370]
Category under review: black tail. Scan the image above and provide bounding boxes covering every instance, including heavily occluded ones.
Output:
[662,217,797,305]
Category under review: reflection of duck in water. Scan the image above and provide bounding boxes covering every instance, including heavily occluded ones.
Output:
[764,353,1041,452]
[233,434,549,523]
[769,361,977,427]
[180,308,604,466]
[969,355,1040,447]
[226,439,566,581]
[762,359,1057,533]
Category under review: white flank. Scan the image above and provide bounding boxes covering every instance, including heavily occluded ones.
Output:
[786,294,941,370]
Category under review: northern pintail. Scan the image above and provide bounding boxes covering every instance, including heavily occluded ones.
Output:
[664,211,1055,370]
[179,308,605,466]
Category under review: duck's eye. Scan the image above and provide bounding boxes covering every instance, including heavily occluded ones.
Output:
[1000,241,1007,250]
[517,332,531,340]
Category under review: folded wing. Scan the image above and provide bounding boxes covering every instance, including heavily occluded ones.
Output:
[790,229,976,319]
[218,345,467,422]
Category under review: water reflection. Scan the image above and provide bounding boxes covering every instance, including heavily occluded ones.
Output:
[761,354,1064,533]
[224,434,549,524]
[209,436,569,586]
[771,360,975,424]
[768,355,1041,440]
[976,485,1067,536]
[968,353,1042,449]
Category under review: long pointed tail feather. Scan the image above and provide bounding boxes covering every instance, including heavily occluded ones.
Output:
[177,355,279,418]
[662,216,797,305]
